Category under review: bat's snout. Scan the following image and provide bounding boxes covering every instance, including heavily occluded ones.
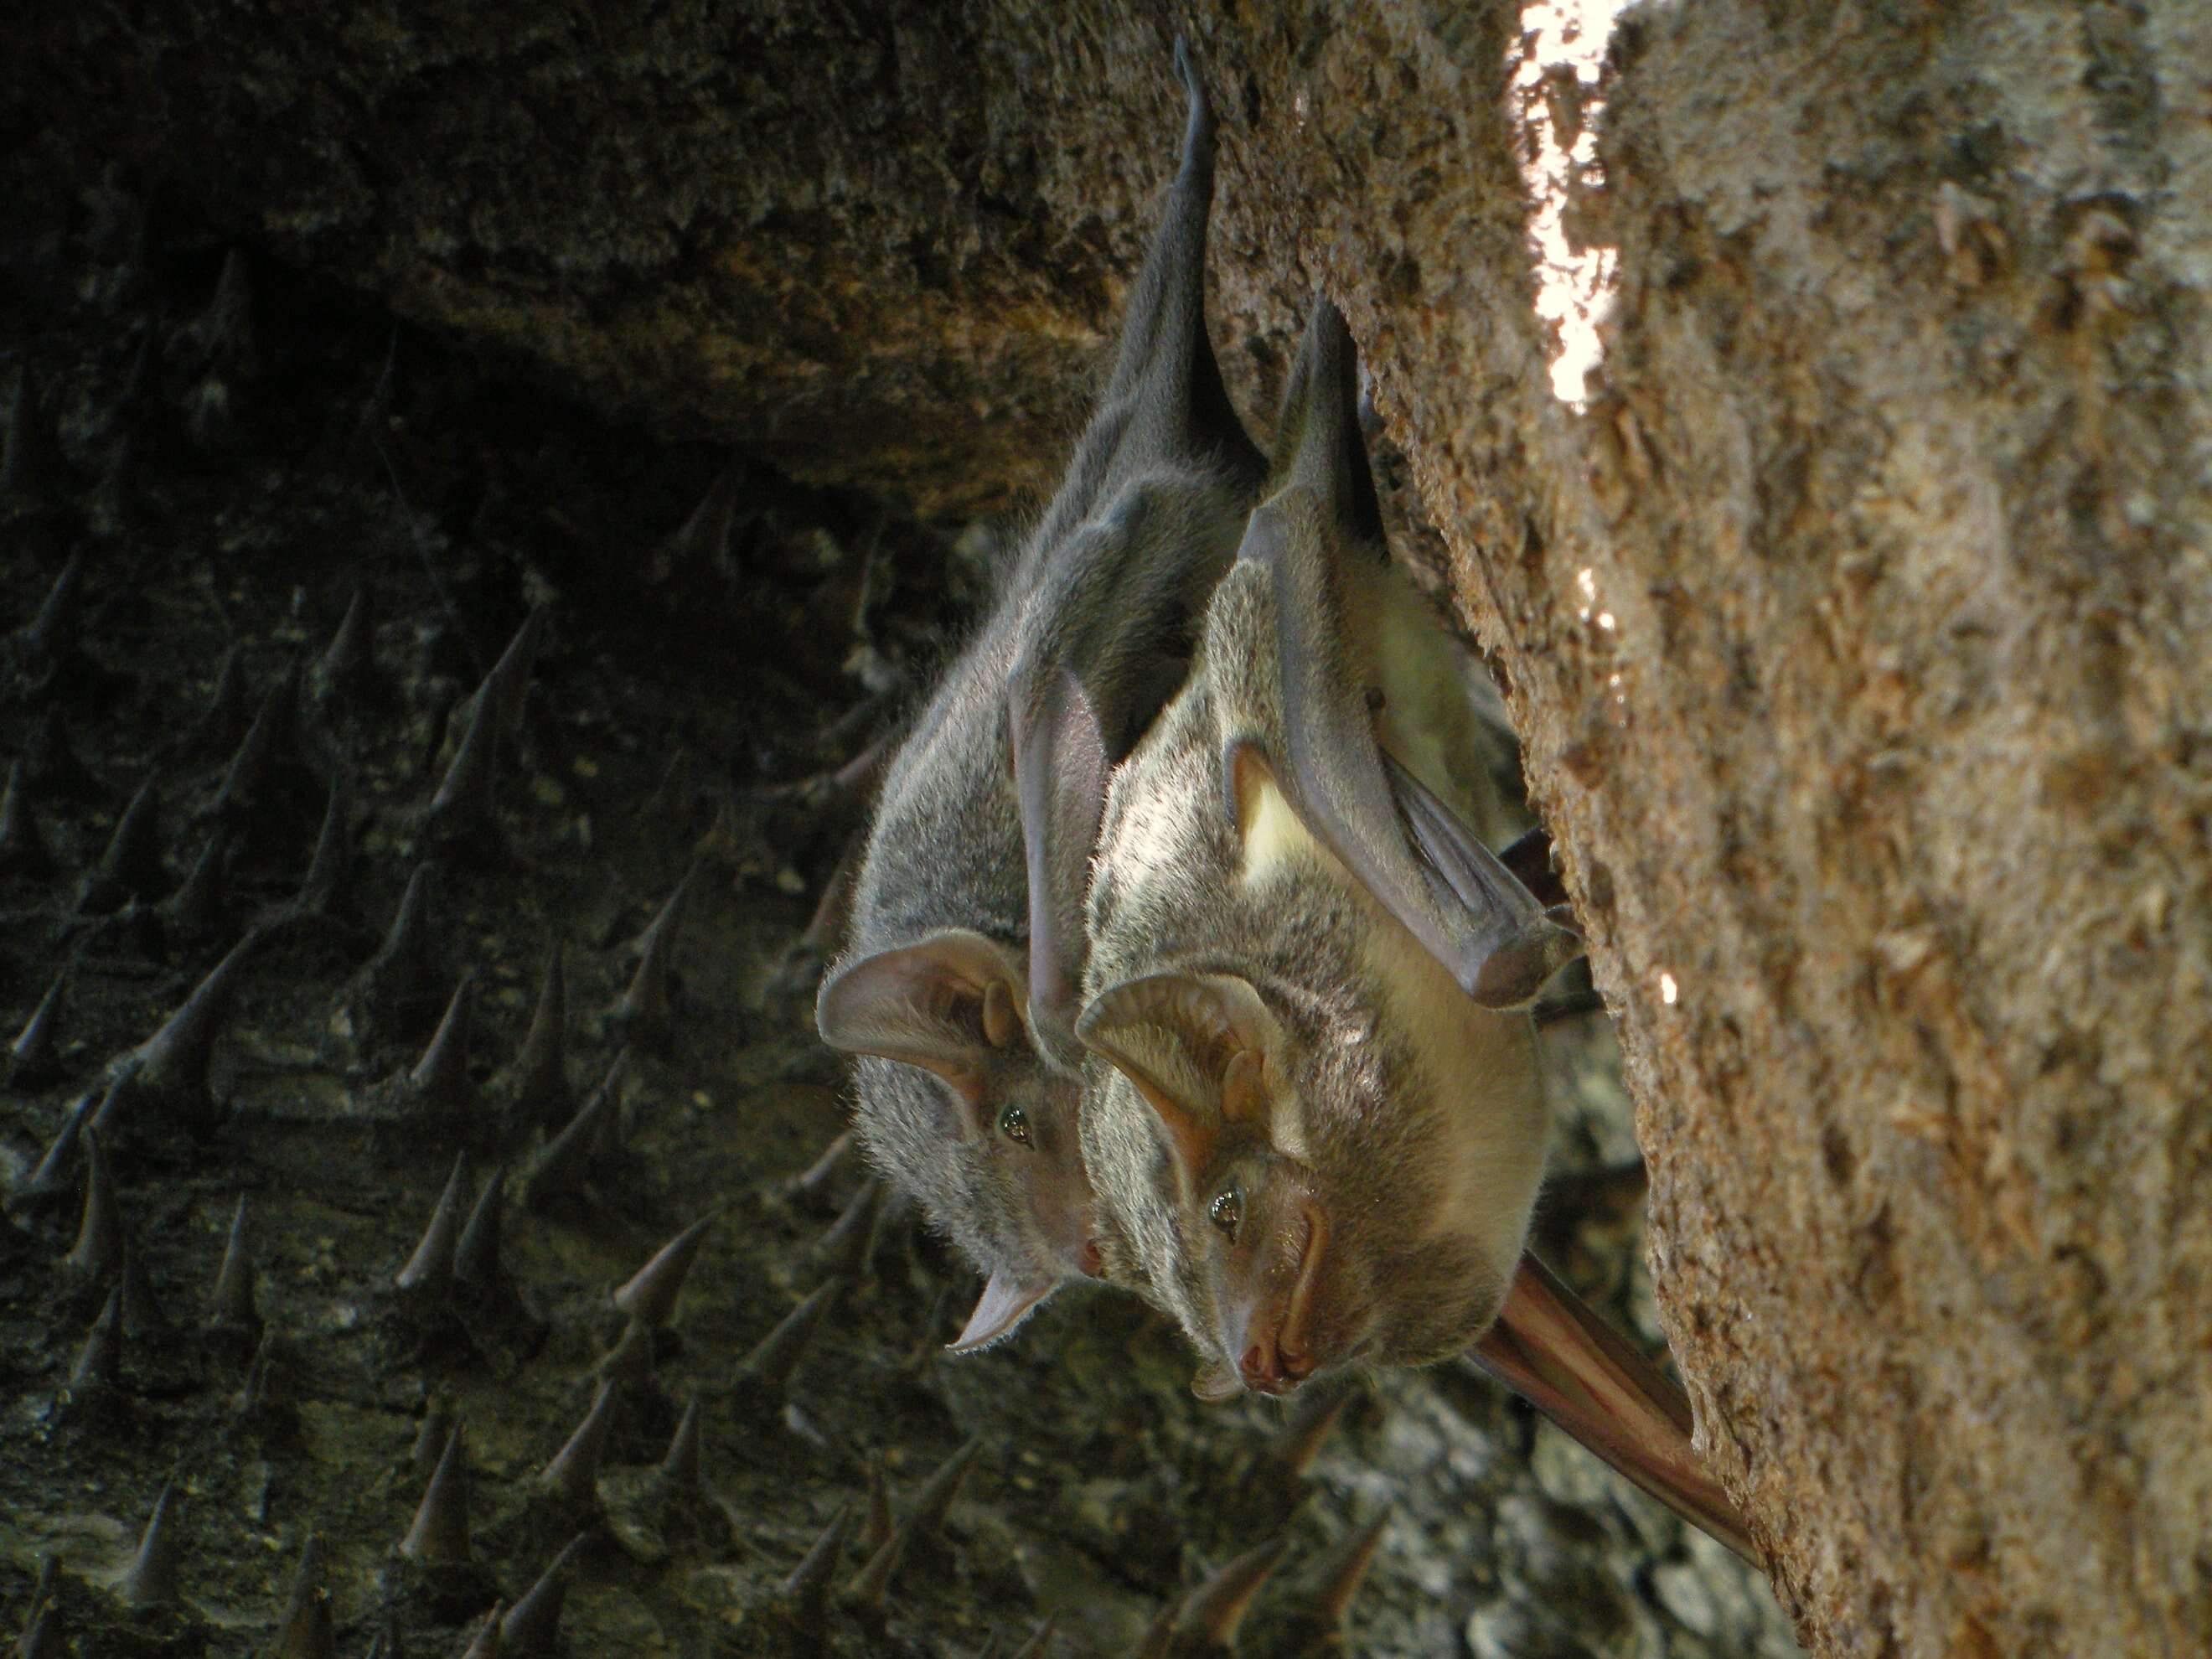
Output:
[1235,1205,1336,1394]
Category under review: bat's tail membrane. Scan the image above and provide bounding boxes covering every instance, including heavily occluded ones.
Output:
[1270,296,1386,547]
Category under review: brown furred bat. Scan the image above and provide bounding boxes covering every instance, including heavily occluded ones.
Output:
[814,41,1265,1351]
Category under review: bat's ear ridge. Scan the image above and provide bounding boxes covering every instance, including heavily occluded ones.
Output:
[1077,971,1286,1175]
[1268,294,1384,544]
[816,929,1031,1126]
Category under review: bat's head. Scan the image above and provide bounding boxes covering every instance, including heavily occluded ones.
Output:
[817,928,1102,1348]
[1077,931,1547,1395]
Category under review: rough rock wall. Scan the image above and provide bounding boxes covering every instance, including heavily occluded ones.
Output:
[12,1,2208,1653]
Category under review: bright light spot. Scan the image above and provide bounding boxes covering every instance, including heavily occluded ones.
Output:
[1595,611,1615,631]
[1660,971,1678,1005]
[1577,566,1597,601]
[1512,1,1625,405]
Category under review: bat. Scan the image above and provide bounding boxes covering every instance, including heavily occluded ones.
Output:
[814,40,1265,1351]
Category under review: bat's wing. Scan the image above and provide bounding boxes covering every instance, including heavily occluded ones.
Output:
[1470,1253,1759,1562]
[1231,301,1576,1008]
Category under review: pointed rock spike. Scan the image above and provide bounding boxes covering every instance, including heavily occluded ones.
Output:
[16,1089,93,1206]
[296,773,352,917]
[839,1513,908,1614]
[406,973,476,1114]
[485,607,546,742]
[235,1330,285,1416]
[780,1127,855,1209]
[500,1534,587,1656]
[189,646,251,754]
[271,1532,335,1659]
[1172,1538,1289,1647]
[69,1283,126,1391]
[315,587,376,701]
[79,778,163,912]
[379,863,437,966]
[18,550,85,660]
[161,825,230,938]
[536,1381,617,1505]
[593,1317,656,1390]
[64,1125,125,1290]
[395,1155,470,1290]
[860,1453,893,1555]
[423,670,499,839]
[196,247,257,374]
[808,1177,883,1282]
[1272,1382,1354,1477]
[411,1396,456,1481]
[657,463,744,587]
[85,1058,140,1141]
[778,1502,850,1626]
[0,759,54,876]
[209,682,285,816]
[1010,1619,1058,1659]
[734,1279,841,1396]
[124,928,260,1123]
[908,1437,982,1543]
[208,1194,259,1332]
[397,1424,470,1563]
[8,964,70,1087]
[611,897,678,1036]
[452,1165,505,1286]
[522,1056,619,1207]
[611,1207,720,1328]
[351,864,439,1047]
[657,1391,704,1492]
[115,1481,183,1609]
[508,942,568,1129]
[1304,1512,1390,1631]
[457,1601,503,1659]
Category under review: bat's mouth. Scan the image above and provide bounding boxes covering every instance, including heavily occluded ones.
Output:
[1238,1207,1330,1395]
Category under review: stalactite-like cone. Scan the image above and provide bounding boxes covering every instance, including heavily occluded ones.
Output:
[778,1501,850,1627]
[452,1165,505,1287]
[839,1512,909,1613]
[1009,1620,1057,1659]
[208,681,289,820]
[85,1059,140,1141]
[780,1128,855,1212]
[1271,1384,1353,1478]
[506,943,568,1130]
[609,896,677,1038]
[294,774,351,917]
[159,826,229,938]
[235,1330,285,1418]
[185,646,250,757]
[314,587,376,703]
[78,779,163,913]
[521,1080,613,1207]
[657,1393,703,1494]
[593,1318,655,1390]
[350,864,438,1046]
[28,708,96,796]
[69,1284,126,1391]
[397,1424,469,1564]
[117,928,260,1127]
[422,672,499,843]
[626,865,698,963]
[0,759,54,876]
[734,1280,841,1397]
[611,1209,719,1328]
[8,964,70,1086]
[63,1126,125,1291]
[15,1089,92,1207]
[406,974,476,1119]
[116,1233,168,1334]
[861,1455,894,1554]
[585,1046,630,1163]
[193,248,258,375]
[16,550,85,661]
[457,1601,503,1659]
[270,1532,334,1659]
[654,464,743,587]
[114,1481,183,1609]
[207,1194,259,1333]
[808,1179,883,1284]
[500,1535,587,1655]
[535,1382,617,1505]
[394,1155,469,1291]
[484,607,545,744]
[908,1438,981,1543]
[1172,1539,1289,1648]
[1297,1512,1389,1635]
[411,1397,456,1481]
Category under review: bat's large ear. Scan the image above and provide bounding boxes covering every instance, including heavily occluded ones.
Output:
[1075,972,1284,1187]
[1008,651,1111,1078]
[1264,294,1384,543]
[815,930,1029,1136]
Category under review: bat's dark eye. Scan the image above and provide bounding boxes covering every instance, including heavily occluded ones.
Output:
[1207,1186,1242,1239]
[997,1103,1031,1145]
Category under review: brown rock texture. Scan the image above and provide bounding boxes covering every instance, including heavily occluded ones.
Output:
[13,1,2207,1653]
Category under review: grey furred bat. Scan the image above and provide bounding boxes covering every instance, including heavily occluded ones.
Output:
[813,41,1265,1353]
[1065,294,1572,1399]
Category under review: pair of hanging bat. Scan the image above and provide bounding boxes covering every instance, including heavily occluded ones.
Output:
[814,45,1754,1561]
